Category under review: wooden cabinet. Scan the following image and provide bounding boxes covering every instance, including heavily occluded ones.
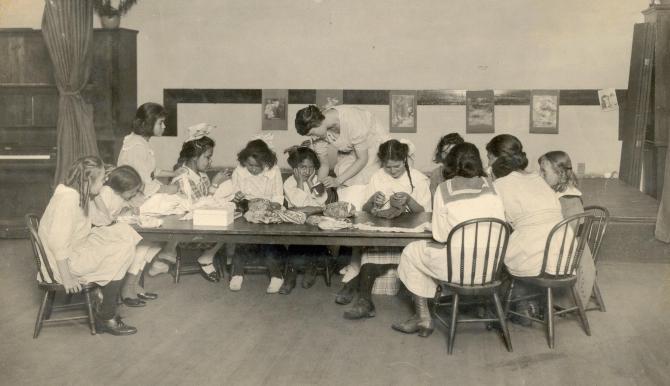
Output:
[0,28,137,236]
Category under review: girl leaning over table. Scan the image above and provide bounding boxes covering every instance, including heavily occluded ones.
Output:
[89,165,163,307]
[393,143,505,337]
[227,136,286,294]
[38,156,140,335]
[340,139,431,321]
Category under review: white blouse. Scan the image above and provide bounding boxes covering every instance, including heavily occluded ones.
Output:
[363,167,432,212]
[283,174,328,208]
[231,165,284,205]
[117,133,162,196]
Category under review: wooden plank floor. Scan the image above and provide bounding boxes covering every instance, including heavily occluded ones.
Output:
[1,239,669,386]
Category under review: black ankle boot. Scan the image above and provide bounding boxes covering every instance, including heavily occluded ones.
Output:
[335,277,358,305]
[95,316,138,336]
[279,268,297,295]
[302,264,317,289]
[343,298,376,319]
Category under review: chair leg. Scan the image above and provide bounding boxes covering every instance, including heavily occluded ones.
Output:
[33,290,50,339]
[571,285,591,336]
[592,277,606,312]
[174,253,181,284]
[546,288,554,349]
[83,289,97,335]
[493,291,513,352]
[64,293,73,304]
[325,256,332,287]
[448,293,459,355]
[504,279,515,317]
[43,290,56,320]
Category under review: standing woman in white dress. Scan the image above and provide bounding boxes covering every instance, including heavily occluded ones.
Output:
[294,105,390,210]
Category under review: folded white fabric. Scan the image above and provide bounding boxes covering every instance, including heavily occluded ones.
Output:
[213,180,236,202]
[140,193,190,216]
[353,222,431,233]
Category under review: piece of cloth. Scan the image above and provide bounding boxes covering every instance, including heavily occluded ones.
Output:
[231,165,284,205]
[353,222,430,233]
[117,133,163,196]
[38,185,141,285]
[42,0,98,184]
[398,176,506,298]
[283,175,328,208]
[139,193,190,216]
[553,188,596,307]
[363,167,432,212]
[493,172,566,277]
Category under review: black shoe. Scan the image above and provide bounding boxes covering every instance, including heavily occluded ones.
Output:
[279,275,296,295]
[343,298,376,320]
[137,292,158,301]
[122,297,146,307]
[391,317,434,337]
[199,263,220,283]
[95,316,137,336]
[302,264,317,289]
[335,282,356,305]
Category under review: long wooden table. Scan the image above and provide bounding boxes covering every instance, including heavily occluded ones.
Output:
[136,211,433,247]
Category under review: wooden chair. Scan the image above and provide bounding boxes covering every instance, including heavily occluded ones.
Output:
[433,218,513,354]
[583,205,610,312]
[25,214,97,338]
[504,213,593,348]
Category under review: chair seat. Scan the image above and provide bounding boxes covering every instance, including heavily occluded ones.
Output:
[38,281,97,291]
[512,274,577,288]
[441,280,503,296]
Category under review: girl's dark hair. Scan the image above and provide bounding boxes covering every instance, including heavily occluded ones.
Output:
[445,142,486,179]
[538,150,579,193]
[237,139,277,168]
[64,156,104,215]
[377,139,414,191]
[294,105,325,136]
[485,134,528,178]
[433,132,465,163]
[132,102,167,137]
[176,136,215,168]
[106,165,143,194]
[284,146,321,169]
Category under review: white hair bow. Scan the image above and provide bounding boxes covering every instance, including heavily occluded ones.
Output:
[398,138,416,158]
[251,133,275,150]
[185,123,215,143]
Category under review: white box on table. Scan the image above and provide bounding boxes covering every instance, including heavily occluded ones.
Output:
[192,204,235,227]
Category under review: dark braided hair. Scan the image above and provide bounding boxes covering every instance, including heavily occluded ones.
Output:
[176,136,215,169]
[485,134,528,178]
[433,132,464,164]
[294,105,325,136]
[445,142,487,179]
[284,145,321,169]
[63,156,104,216]
[377,139,414,192]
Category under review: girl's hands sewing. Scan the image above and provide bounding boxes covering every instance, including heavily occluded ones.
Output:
[211,169,231,186]
[390,192,410,209]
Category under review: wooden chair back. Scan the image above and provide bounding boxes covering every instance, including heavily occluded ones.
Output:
[445,217,511,287]
[540,212,593,277]
[25,214,57,284]
[583,205,610,264]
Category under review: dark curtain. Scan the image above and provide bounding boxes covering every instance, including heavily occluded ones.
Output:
[42,0,98,185]
[655,151,670,242]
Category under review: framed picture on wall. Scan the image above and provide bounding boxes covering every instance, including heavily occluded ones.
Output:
[315,89,343,110]
[466,90,495,133]
[262,89,288,130]
[530,90,560,134]
[389,90,417,133]
[598,88,619,111]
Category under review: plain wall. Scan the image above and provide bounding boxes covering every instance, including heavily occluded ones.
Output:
[0,0,650,173]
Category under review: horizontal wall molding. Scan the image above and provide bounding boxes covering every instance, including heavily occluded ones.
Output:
[163,88,627,136]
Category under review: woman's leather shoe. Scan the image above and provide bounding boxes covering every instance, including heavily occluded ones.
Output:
[302,264,317,289]
[137,292,158,301]
[391,317,434,337]
[335,283,356,305]
[122,297,146,307]
[95,316,137,336]
[343,298,376,319]
[199,263,220,283]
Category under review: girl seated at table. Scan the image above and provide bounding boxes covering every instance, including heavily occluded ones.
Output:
[538,150,595,308]
[279,145,334,294]
[38,156,140,335]
[228,137,285,293]
[169,124,231,282]
[341,139,431,320]
[392,143,505,337]
[429,132,464,199]
[90,165,163,307]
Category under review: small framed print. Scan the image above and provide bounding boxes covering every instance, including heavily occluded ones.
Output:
[530,90,559,134]
[390,90,417,133]
[598,88,619,111]
[315,89,343,110]
[466,90,495,133]
[262,89,288,130]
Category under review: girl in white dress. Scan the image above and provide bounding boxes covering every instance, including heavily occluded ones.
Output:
[38,156,139,335]
[342,139,431,320]
[90,165,163,307]
[393,143,505,337]
[228,139,285,293]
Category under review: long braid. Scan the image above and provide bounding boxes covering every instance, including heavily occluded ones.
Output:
[64,156,103,216]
